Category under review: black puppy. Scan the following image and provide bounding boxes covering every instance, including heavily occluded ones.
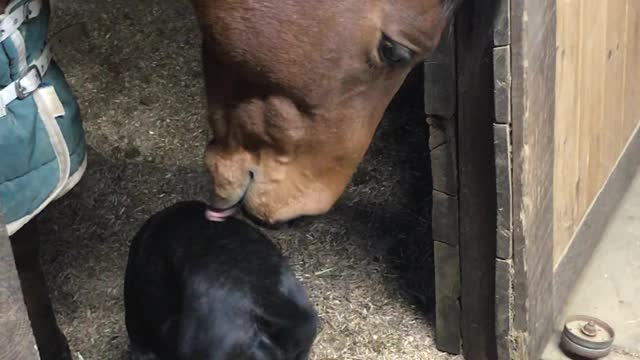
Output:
[124,201,318,360]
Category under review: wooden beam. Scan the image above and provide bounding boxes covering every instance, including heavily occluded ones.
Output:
[510,0,557,358]
[494,124,513,260]
[425,18,463,354]
[424,23,456,118]
[434,241,462,354]
[494,0,511,46]
[428,117,458,197]
[495,258,514,360]
[455,1,498,358]
[493,46,511,125]
[0,214,39,360]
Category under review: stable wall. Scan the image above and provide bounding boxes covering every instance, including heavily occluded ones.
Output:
[554,0,640,263]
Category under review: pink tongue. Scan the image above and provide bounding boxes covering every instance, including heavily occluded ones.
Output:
[205,206,237,222]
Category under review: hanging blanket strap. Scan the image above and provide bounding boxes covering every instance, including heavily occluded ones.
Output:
[0,0,47,116]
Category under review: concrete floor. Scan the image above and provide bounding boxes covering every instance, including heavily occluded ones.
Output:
[542,168,640,359]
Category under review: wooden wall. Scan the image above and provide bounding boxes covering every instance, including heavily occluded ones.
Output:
[553,0,640,263]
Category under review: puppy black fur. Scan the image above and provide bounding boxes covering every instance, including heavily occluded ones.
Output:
[124,201,318,360]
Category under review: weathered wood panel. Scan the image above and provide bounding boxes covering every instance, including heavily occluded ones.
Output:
[553,0,581,260]
[553,0,640,263]
[554,125,640,317]
[434,241,461,354]
[432,191,459,246]
[428,116,458,197]
[510,0,556,358]
[493,0,510,47]
[425,19,463,354]
[424,23,456,119]
[494,124,512,260]
[456,1,498,357]
[495,258,514,360]
[493,46,511,125]
[623,1,640,140]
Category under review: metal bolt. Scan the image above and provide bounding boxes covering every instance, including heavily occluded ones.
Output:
[581,321,598,337]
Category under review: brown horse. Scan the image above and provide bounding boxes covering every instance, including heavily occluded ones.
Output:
[195,0,463,225]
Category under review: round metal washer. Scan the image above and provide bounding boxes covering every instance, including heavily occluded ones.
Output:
[561,315,615,359]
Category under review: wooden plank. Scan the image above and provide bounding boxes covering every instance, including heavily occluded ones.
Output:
[427,116,448,151]
[494,124,512,260]
[493,46,511,124]
[424,23,456,118]
[432,191,459,246]
[429,129,458,195]
[577,1,608,224]
[434,241,461,354]
[425,22,461,354]
[553,0,583,264]
[553,0,640,263]
[554,125,640,316]
[455,1,498,358]
[494,0,511,46]
[623,0,640,138]
[510,0,556,358]
[427,114,458,197]
[495,258,514,360]
[0,214,39,360]
[602,0,628,182]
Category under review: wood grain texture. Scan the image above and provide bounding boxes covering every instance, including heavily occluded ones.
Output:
[455,1,498,358]
[494,124,512,260]
[432,190,459,246]
[494,0,511,46]
[553,0,583,265]
[430,132,458,196]
[575,1,606,238]
[427,116,448,151]
[0,215,39,360]
[495,258,514,360]
[434,241,462,354]
[493,46,511,124]
[602,0,629,185]
[425,18,460,353]
[553,0,640,262]
[510,0,556,358]
[623,1,640,139]
[424,23,456,118]
[554,125,640,318]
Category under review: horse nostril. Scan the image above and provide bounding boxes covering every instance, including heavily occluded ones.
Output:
[248,170,255,179]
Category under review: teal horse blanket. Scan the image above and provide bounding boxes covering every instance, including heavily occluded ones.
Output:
[0,0,86,235]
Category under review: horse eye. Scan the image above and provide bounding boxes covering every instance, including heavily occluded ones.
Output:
[378,34,412,67]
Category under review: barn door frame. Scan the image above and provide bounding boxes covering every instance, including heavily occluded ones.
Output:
[429,0,640,359]
[425,0,505,358]
[509,0,640,359]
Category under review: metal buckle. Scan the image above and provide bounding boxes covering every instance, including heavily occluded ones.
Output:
[15,64,42,100]
[23,0,35,21]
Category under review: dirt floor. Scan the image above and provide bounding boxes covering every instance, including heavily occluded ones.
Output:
[35,0,460,359]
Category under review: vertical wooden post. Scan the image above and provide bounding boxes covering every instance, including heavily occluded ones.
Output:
[0,214,39,359]
[455,0,500,358]
[425,22,462,355]
[510,0,557,358]
[492,0,515,359]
